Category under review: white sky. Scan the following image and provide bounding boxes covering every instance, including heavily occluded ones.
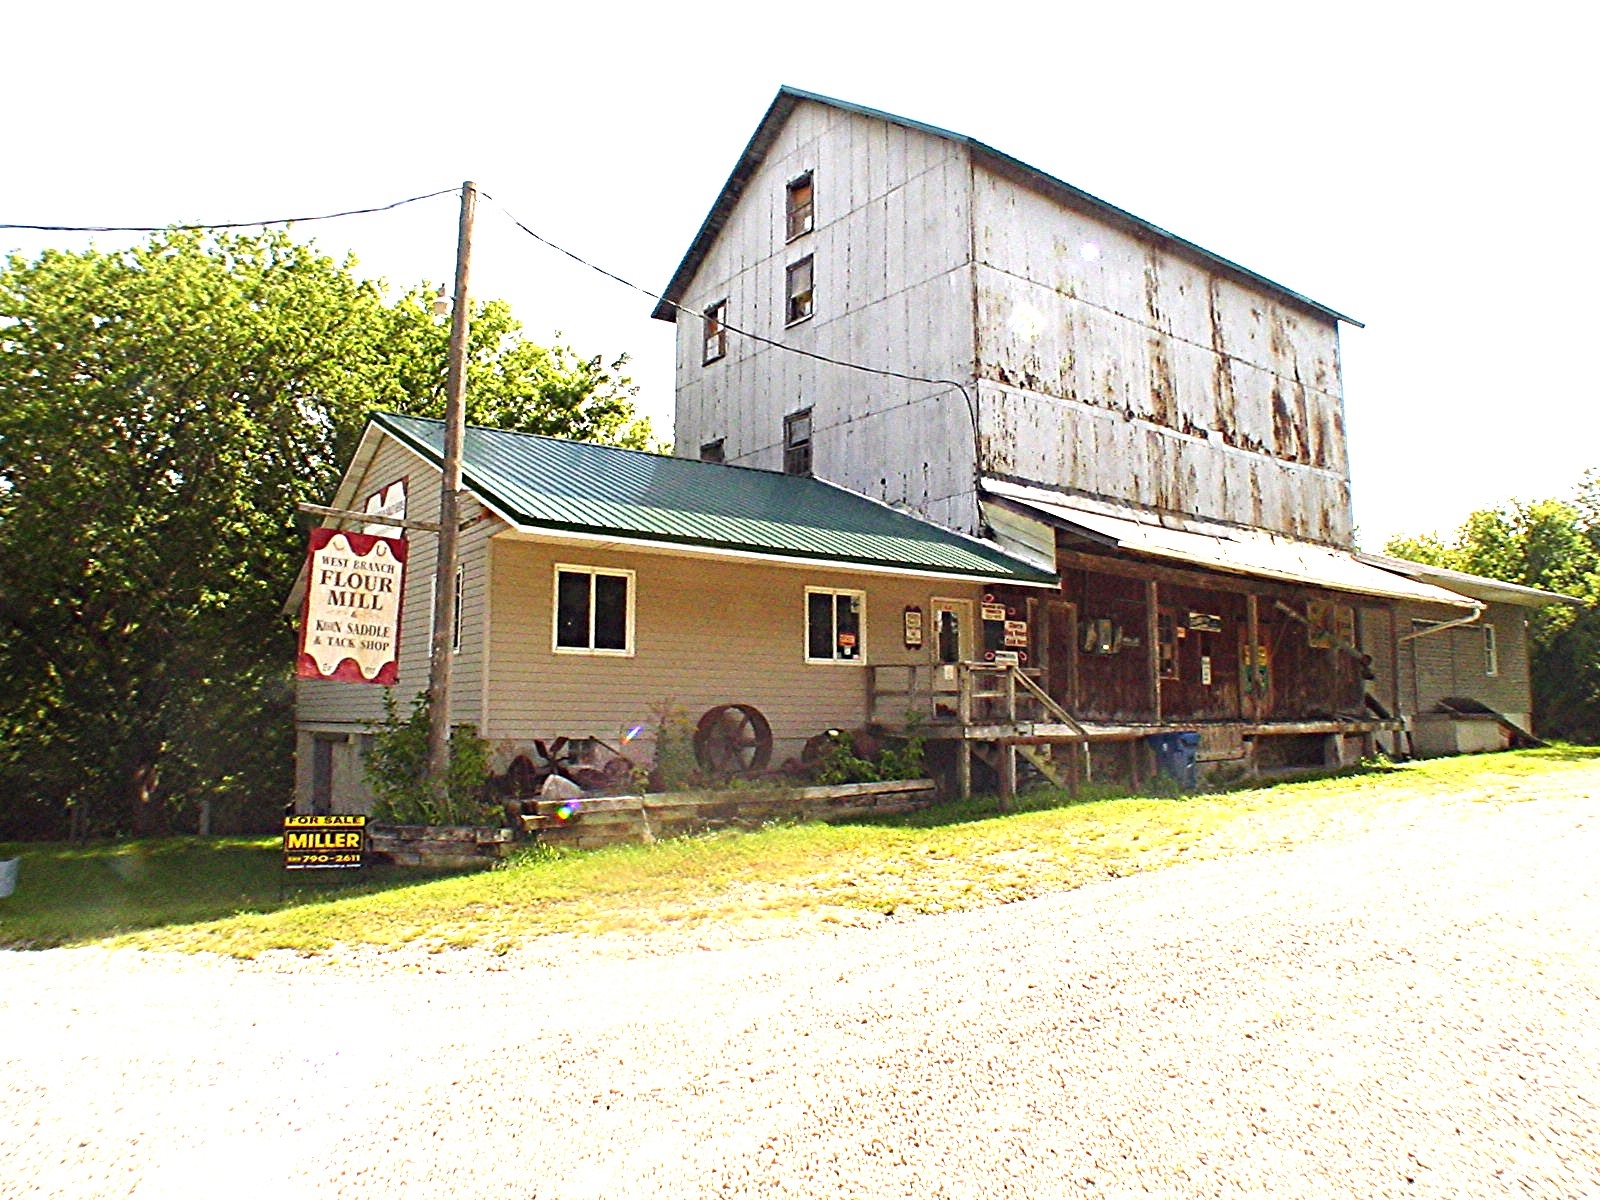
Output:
[4,0,1594,550]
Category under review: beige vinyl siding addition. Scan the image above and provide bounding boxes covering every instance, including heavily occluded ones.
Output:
[485,535,988,761]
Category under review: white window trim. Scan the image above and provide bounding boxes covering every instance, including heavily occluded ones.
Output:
[931,597,973,664]
[430,567,468,654]
[452,563,464,653]
[552,564,636,657]
[805,585,867,665]
[1484,623,1499,677]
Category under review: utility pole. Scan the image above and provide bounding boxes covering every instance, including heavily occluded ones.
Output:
[425,181,476,791]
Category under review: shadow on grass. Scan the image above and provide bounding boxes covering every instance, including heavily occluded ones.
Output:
[1519,742,1600,762]
[0,837,484,950]
[832,756,1417,832]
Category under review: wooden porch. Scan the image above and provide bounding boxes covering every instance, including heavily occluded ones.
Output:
[868,663,1400,802]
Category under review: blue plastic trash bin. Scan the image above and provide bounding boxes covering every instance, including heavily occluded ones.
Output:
[1145,732,1200,791]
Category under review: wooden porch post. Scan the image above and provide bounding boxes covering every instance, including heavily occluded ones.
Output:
[1246,592,1261,724]
[1146,579,1161,723]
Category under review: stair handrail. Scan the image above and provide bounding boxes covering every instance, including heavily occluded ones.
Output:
[1009,667,1088,737]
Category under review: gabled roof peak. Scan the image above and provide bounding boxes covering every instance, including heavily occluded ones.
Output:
[654,85,1360,328]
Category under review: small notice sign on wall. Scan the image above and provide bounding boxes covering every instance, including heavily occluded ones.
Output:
[297,529,408,684]
[282,814,366,870]
[903,606,924,649]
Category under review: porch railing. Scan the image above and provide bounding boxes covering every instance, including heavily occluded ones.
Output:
[867,662,1085,735]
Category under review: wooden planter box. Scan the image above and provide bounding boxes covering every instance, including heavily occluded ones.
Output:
[366,824,513,869]
[520,779,937,850]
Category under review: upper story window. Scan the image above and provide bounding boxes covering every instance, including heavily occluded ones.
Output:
[785,172,814,241]
[785,256,814,326]
[1483,624,1499,676]
[554,564,634,656]
[806,587,864,662]
[702,299,727,364]
[783,408,813,477]
[699,438,725,464]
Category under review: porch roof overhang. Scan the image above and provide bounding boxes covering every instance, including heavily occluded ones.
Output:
[980,480,1478,609]
[1353,551,1585,609]
[373,414,1056,586]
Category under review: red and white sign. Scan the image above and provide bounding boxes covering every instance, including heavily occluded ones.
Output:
[296,529,408,685]
[362,478,407,535]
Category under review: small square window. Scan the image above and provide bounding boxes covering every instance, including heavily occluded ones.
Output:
[783,408,812,477]
[700,438,725,464]
[553,565,634,655]
[702,299,727,364]
[786,172,814,241]
[806,587,864,662]
[785,256,813,326]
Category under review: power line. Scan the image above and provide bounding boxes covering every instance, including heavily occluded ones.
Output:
[483,192,978,431]
[0,187,460,233]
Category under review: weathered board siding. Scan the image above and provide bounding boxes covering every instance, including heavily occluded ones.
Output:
[294,433,500,733]
[1053,541,1370,725]
[971,164,1352,546]
[671,101,981,533]
[486,535,992,764]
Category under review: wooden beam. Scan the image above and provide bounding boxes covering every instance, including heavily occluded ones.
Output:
[296,502,441,533]
[1053,547,1396,609]
[998,743,1017,808]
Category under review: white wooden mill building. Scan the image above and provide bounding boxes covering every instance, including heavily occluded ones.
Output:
[652,86,1567,772]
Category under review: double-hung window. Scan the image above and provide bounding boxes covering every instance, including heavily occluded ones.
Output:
[783,408,813,477]
[554,565,634,655]
[806,587,864,662]
[785,256,814,325]
[785,172,814,241]
[702,299,727,364]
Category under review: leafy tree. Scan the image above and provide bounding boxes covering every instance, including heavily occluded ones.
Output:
[1386,487,1600,742]
[0,228,649,838]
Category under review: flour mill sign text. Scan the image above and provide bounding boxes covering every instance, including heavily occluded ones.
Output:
[296,529,408,684]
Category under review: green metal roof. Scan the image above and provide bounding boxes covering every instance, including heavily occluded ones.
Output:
[375,413,1056,585]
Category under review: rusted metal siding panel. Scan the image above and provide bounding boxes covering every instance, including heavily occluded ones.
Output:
[971,165,1352,545]
[672,101,981,533]
[486,537,988,763]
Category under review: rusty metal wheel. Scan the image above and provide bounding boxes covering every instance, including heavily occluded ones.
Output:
[693,704,773,777]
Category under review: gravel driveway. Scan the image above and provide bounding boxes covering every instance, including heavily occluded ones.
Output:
[3,788,1596,1199]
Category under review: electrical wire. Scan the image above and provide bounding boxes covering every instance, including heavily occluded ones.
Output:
[0,187,461,233]
[483,192,979,432]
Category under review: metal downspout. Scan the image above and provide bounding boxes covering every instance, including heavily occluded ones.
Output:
[1397,603,1486,642]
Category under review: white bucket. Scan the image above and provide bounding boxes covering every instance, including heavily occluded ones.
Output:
[0,858,16,899]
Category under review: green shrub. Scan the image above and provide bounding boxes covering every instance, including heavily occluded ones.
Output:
[364,692,497,825]
[813,726,926,785]
[645,700,702,792]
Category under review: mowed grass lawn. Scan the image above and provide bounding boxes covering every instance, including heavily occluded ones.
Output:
[3,748,1596,957]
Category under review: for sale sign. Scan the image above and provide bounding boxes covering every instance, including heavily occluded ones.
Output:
[296,528,407,684]
[283,814,367,870]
